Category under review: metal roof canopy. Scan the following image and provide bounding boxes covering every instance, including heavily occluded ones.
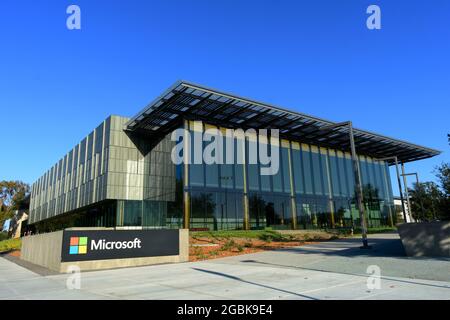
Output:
[124,80,441,165]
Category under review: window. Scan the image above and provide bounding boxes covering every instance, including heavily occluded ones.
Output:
[190,191,206,229]
[189,131,204,187]
[344,157,355,198]
[301,145,314,195]
[204,130,219,188]
[247,139,260,191]
[248,193,265,229]
[321,152,331,196]
[234,138,244,190]
[281,146,291,193]
[123,200,142,226]
[143,200,166,228]
[311,148,323,195]
[328,150,340,197]
[220,135,234,189]
[338,154,349,197]
[291,147,305,195]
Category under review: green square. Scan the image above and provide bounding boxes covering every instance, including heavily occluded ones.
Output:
[79,237,88,245]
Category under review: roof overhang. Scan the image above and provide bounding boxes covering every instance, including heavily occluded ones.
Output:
[125,80,441,165]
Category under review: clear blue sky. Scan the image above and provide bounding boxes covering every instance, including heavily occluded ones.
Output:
[0,0,449,195]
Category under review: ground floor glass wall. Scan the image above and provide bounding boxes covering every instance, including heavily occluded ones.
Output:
[185,121,396,231]
[189,190,244,230]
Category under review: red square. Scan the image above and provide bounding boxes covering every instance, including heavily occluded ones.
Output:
[70,237,79,246]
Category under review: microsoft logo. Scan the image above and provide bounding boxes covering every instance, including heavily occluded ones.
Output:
[69,237,88,255]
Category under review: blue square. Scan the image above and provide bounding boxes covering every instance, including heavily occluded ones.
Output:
[69,246,78,254]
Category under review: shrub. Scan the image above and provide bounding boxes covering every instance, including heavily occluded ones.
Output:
[221,239,236,251]
[0,232,9,242]
[192,246,202,256]
[258,230,286,242]
[0,238,21,253]
[243,240,253,248]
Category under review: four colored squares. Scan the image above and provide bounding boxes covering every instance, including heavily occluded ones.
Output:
[69,237,88,254]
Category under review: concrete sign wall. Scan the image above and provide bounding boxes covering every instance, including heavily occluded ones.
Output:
[21,230,64,271]
[397,222,450,257]
[61,229,179,262]
[21,228,189,272]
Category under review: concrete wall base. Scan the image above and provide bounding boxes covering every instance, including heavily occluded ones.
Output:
[397,222,450,257]
[60,255,182,273]
[21,229,189,273]
[21,230,64,272]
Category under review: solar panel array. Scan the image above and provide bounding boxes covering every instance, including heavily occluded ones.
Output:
[125,81,440,164]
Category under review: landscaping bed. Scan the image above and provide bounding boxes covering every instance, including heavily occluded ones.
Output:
[189,229,341,261]
[0,238,21,256]
[0,227,397,262]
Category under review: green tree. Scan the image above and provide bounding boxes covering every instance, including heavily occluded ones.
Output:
[434,162,450,219]
[435,162,450,197]
[408,161,450,222]
[409,182,443,221]
[0,180,30,226]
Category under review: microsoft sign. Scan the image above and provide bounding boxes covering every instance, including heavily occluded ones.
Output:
[91,238,142,250]
[61,230,179,262]
[69,237,143,255]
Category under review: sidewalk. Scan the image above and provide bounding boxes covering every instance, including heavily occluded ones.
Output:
[1,233,449,300]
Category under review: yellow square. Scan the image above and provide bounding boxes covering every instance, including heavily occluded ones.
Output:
[78,245,87,254]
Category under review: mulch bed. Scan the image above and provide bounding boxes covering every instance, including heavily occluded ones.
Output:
[7,250,21,257]
[189,236,317,262]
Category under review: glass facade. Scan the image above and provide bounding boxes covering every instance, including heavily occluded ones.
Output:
[30,115,184,232]
[185,121,395,231]
[29,117,395,233]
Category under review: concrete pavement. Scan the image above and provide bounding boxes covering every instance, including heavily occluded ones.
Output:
[1,233,449,300]
[215,232,450,282]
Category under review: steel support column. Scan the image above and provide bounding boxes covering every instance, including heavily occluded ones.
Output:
[401,163,413,222]
[241,134,250,230]
[183,120,191,229]
[287,142,298,230]
[349,123,370,248]
[320,121,370,248]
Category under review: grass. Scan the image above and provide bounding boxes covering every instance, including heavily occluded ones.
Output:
[192,229,296,242]
[192,229,272,239]
[209,249,219,256]
[221,239,237,250]
[352,226,397,235]
[191,226,396,242]
[0,238,21,253]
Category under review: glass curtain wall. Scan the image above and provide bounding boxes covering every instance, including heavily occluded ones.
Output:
[185,120,395,231]
[188,121,245,231]
[110,120,394,231]
[32,200,117,233]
